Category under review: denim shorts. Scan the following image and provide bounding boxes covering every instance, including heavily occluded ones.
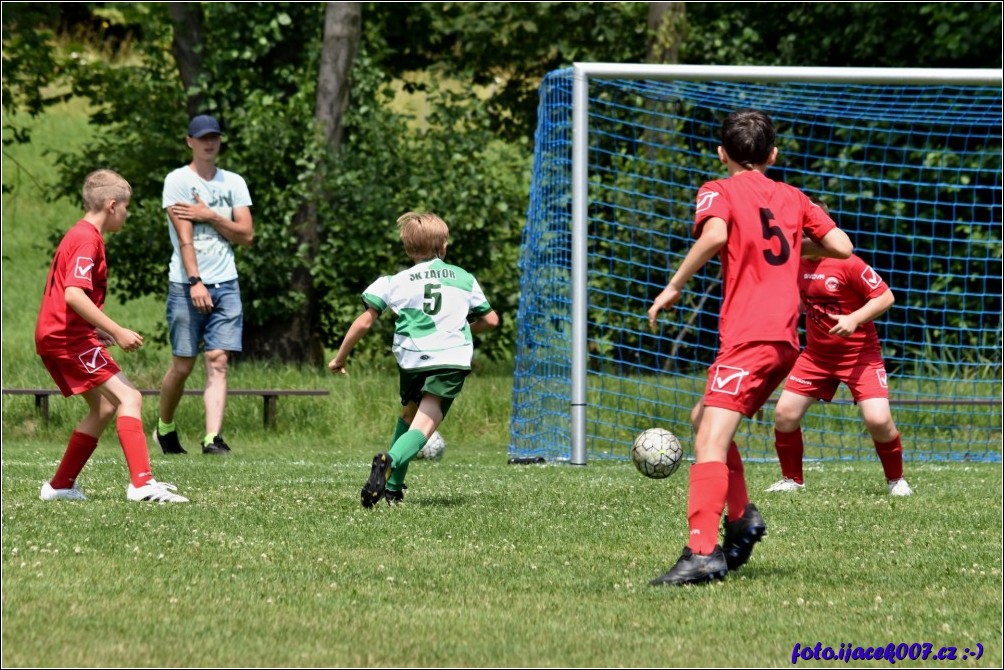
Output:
[167,279,243,356]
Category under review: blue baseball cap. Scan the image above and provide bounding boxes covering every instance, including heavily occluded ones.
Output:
[188,115,222,138]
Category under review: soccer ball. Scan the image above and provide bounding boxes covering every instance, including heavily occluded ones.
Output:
[415,430,446,461]
[631,428,683,479]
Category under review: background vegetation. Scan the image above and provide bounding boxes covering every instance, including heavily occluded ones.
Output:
[4,2,1001,365]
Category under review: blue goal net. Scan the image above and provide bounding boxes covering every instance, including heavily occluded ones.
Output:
[511,67,1002,464]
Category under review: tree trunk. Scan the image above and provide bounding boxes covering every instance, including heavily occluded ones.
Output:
[168,3,205,117]
[647,2,686,64]
[242,2,361,364]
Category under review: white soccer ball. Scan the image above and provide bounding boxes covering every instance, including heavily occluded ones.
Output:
[415,430,446,461]
[631,428,683,479]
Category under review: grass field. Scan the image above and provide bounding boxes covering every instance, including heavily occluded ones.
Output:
[4,102,1003,668]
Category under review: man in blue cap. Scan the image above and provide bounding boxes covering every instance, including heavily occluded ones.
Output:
[152,115,254,456]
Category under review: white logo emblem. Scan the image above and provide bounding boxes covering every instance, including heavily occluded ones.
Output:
[695,190,720,215]
[824,276,841,292]
[876,368,888,388]
[861,265,882,290]
[78,347,109,374]
[712,365,749,395]
[74,257,95,280]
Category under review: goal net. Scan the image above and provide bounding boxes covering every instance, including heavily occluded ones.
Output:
[510,65,1002,465]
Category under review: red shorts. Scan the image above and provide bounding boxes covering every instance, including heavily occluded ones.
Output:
[40,343,121,397]
[783,350,889,402]
[703,342,799,418]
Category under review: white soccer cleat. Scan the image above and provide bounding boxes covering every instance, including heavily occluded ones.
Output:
[127,480,189,503]
[765,477,805,493]
[888,478,913,497]
[40,481,87,501]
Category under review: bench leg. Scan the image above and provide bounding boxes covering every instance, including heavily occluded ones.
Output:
[262,395,277,429]
[35,394,50,425]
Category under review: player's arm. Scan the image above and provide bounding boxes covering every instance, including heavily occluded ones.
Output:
[812,227,853,259]
[327,306,380,374]
[826,288,895,338]
[470,309,499,334]
[647,217,727,329]
[64,286,143,352]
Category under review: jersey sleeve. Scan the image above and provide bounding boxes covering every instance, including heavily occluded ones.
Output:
[693,181,729,237]
[361,276,390,313]
[468,277,493,318]
[802,196,837,242]
[60,235,102,292]
[845,255,890,300]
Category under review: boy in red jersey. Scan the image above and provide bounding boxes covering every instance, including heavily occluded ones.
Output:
[35,169,188,503]
[769,200,911,496]
[646,109,853,585]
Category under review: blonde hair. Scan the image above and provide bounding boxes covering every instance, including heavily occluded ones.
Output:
[397,211,449,260]
[82,169,132,213]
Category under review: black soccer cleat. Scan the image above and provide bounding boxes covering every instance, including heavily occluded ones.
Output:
[152,428,187,455]
[722,502,767,571]
[384,484,406,505]
[202,434,232,456]
[361,452,392,508]
[649,546,729,586]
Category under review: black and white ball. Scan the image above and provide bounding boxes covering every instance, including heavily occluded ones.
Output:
[415,430,446,461]
[631,428,683,479]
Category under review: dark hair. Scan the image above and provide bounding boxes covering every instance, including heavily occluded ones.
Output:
[721,109,775,168]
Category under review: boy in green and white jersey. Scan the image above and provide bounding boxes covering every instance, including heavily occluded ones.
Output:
[328,211,499,507]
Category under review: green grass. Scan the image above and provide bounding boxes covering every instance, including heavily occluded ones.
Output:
[4,100,1003,668]
[3,441,1002,667]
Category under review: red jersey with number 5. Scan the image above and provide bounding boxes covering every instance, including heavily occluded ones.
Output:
[35,220,107,356]
[695,170,836,349]
[799,254,888,363]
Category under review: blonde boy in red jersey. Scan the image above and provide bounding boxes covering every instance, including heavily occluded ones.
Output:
[646,110,853,585]
[770,206,911,496]
[36,169,188,503]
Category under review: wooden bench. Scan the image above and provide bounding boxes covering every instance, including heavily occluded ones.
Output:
[2,387,329,429]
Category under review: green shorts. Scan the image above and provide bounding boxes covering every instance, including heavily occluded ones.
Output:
[398,367,470,417]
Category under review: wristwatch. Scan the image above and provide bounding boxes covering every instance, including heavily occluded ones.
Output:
[189,276,203,286]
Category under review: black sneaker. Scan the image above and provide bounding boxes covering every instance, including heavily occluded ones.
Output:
[152,428,187,455]
[202,435,232,455]
[384,485,407,505]
[722,503,767,571]
[361,452,392,508]
[649,546,729,586]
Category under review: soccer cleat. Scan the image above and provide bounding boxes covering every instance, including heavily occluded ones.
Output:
[766,477,805,493]
[126,480,189,503]
[40,481,87,501]
[649,546,728,586]
[384,484,407,505]
[888,478,914,496]
[152,428,187,455]
[202,435,232,455]
[361,452,392,508]
[722,502,767,572]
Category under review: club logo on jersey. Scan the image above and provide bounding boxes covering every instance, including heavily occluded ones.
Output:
[78,347,110,374]
[695,190,720,215]
[711,365,749,395]
[875,367,888,388]
[824,276,842,292]
[861,265,882,290]
[74,257,95,280]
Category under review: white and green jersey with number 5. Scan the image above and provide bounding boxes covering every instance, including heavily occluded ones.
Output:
[362,258,493,371]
